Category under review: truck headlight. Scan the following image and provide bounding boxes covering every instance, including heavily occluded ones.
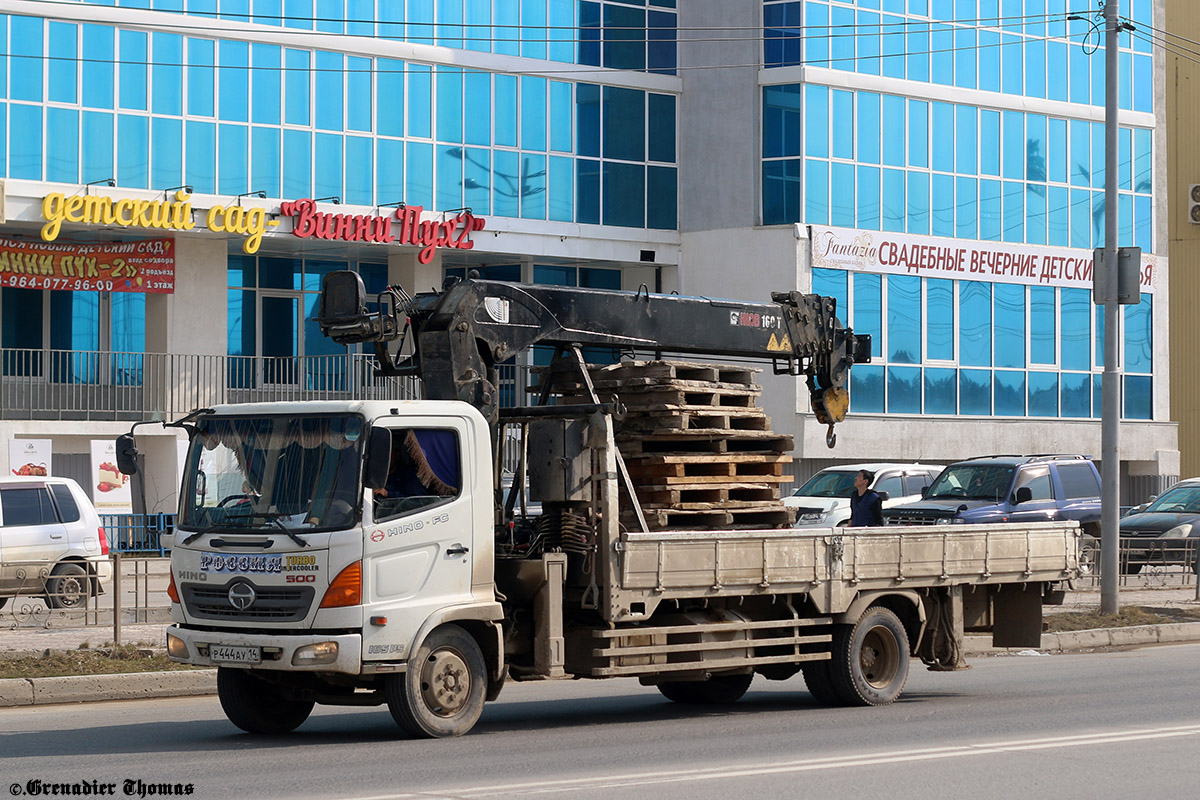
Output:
[166,632,189,660]
[293,641,339,665]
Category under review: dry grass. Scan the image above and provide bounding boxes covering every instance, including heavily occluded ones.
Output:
[0,643,204,679]
[1045,604,1200,632]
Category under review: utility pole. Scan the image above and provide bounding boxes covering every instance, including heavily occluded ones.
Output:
[1100,0,1120,615]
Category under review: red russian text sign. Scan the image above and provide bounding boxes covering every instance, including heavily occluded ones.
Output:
[279,200,487,264]
[0,237,175,294]
[810,226,1156,293]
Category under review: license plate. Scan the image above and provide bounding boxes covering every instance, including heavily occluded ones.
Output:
[209,645,261,664]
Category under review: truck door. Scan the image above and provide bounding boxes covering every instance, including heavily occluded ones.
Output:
[1009,466,1058,522]
[362,419,474,660]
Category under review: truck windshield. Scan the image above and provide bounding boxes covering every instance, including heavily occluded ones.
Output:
[178,414,364,533]
[925,464,1015,502]
[793,470,857,499]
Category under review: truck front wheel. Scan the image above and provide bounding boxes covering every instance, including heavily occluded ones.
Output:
[828,607,910,706]
[217,668,314,734]
[386,624,486,738]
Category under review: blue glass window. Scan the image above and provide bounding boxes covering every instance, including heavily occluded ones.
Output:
[956,177,977,239]
[251,44,281,125]
[956,106,976,175]
[522,153,547,219]
[283,49,309,126]
[437,67,464,144]
[376,138,404,206]
[603,3,645,71]
[1124,295,1152,373]
[345,136,372,205]
[251,126,282,199]
[603,87,645,162]
[493,149,518,217]
[116,114,149,188]
[994,284,1026,368]
[931,102,953,173]
[857,93,880,165]
[994,370,1026,416]
[494,74,517,148]
[603,163,644,228]
[151,33,182,116]
[959,281,991,367]
[217,124,248,195]
[648,93,675,163]
[150,117,182,189]
[980,110,1000,176]
[406,140,433,209]
[832,90,853,160]
[11,17,43,103]
[464,71,490,146]
[378,59,405,137]
[1029,286,1056,365]
[436,144,462,211]
[549,1,576,63]
[908,100,927,168]
[853,273,882,344]
[551,82,574,153]
[859,166,880,230]
[954,27,975,89]
[81,111,113,185]
[1028,372,1058,417]
[1060,288,1091,371]
[408,0,434,44]
[980,179,1001,241]
[281,129,311,198]
[908,172,929,235]
[647,166,677,230]
[549,155,573,222]
[185,120,216,194]
[926,279,953,361]
[881,169,903,232]
[888,367,921,413]
[408,64,432,139]
[314,51,342,131]
[522,76,547,151]
[925,368,957,414]
[802,159,826,225]
[119,31,147,110]
[932,174,954,237]
[49,23,78,105]
[831,163,854,227]
[1048,185,1069,246]
[576,158,599,224]
[851,365,885,413]
[46,108,79,184]
[576,83,600,158]
[812,268,848,318]
[82,25,115,110]
[1124,375,1151,419]
[520,0,546,60]
[803,85,827,158]
[1003,181,1023,243]
[887,276,921,364]
[830,4,854,72]
[1061,372,1090,417]
[881,95,903,167]
[347,56,372,133]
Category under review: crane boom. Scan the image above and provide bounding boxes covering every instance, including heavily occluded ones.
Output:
[316,271,870,447]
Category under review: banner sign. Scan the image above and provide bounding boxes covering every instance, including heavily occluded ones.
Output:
[810,226,1156,294]
[0,236,175,293]
[91,439,133,513]
[9,439,51,477]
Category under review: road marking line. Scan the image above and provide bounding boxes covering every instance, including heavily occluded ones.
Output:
[342,723,1200,800]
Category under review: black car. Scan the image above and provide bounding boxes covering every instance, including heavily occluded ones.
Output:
[1119,479,1200,574]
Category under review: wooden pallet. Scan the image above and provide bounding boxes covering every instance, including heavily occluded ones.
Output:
[615,431,794,456]
[570,360,760,387]
[635,484,781,506]
[623,506,795,531]
[617,410,772,434]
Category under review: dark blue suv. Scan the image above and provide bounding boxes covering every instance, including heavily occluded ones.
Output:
[883,455,1103,532]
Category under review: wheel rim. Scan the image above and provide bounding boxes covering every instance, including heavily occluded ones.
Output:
[56,575,86,607]
[859,626,900,689]
[419,648,472,717]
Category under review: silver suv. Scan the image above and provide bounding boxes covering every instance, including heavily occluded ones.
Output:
[0,476,112,609]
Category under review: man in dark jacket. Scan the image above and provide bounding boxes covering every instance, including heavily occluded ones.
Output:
[849,469,884,527]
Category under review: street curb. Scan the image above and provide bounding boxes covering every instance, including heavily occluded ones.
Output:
[0,670,216,707]
[3,622,1199,707]
[962,620,1200,656]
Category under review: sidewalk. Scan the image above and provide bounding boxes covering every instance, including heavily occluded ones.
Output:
[1,586,1197,707]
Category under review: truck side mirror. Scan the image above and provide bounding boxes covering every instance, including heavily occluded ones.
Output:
[115,433,139,475]
[877,491,890,501]
[1014,486,1032,505]
[363,427,392,490]
[920,486,929,498]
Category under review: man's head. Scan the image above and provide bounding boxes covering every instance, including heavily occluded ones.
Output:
[854,469,875,492]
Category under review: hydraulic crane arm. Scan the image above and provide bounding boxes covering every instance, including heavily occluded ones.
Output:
[316,271,870,447]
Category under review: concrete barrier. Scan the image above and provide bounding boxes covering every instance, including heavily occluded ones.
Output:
[0,670,216,707]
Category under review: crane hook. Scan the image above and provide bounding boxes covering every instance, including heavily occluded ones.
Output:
[825,423,837,449]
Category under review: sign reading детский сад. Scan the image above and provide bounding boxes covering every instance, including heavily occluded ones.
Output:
[0,237,175,294]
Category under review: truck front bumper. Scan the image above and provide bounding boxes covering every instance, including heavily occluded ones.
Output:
[166,625,363,675]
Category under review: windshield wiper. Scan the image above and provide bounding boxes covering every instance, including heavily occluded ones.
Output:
[254,512,311,548]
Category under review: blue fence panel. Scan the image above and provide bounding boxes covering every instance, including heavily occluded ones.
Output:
[101,513,175,555]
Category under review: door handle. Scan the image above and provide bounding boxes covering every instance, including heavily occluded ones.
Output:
[50,533,64,539]
[446,545,470,556]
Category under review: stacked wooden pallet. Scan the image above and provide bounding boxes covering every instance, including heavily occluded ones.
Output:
[548,359,794,531]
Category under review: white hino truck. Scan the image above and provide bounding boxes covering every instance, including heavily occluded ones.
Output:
[118,272,1082,738]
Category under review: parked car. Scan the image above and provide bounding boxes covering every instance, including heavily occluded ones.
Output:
[0,475,111,609]
[1118,478,1200,574]
[785,462,941,528]
[883,455,1103,567]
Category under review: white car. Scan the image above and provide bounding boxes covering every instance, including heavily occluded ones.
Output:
[786,463,942,528]
[0,475,112,609]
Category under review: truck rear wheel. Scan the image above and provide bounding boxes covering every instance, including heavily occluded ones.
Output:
[828,607,909,706]
[657,673,753,704]
[386,624,486,738]
[217,668,314,734]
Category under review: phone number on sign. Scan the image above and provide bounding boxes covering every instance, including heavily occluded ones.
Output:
[1,276,119,291]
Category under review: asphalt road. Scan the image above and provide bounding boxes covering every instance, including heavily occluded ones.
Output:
[2,643,1198,800]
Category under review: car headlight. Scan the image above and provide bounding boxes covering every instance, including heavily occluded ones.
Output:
[798,511,826,523]
[1161,524,1193,539]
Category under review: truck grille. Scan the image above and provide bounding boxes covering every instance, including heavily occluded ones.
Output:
[182,582,315,622]
[884,511,957,526]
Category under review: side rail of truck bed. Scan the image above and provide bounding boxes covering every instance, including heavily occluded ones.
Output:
[606,522,1081,620]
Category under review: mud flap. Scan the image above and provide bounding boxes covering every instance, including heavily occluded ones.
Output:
[991,583,1044,649]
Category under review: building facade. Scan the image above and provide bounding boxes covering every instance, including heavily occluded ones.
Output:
[0,0,1176,513]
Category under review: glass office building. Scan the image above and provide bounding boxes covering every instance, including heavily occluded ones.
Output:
[0,0,1176,505]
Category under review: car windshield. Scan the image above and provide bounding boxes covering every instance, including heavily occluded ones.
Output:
[1143,485,1200,514]
[793,470,857,499]
[925,464,1015,502]
[178,414,365,533]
